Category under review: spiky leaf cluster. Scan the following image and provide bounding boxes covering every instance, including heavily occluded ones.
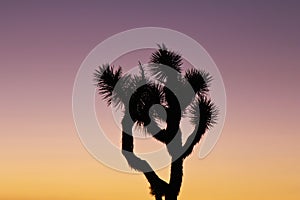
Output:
[149,44,183,81]
[184,68,212,95]
[188,96,218,130]
[129,83,164,126]
[94,64,122,105]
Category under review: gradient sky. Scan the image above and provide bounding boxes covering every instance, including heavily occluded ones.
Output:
[1,0,300,199]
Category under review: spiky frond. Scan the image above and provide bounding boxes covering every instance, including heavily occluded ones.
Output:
[188,96,218,130]
[129,83,165,126]
[184,69,212,95]
[138,61,145,80]
[94,64,122,105]
[149,44,183,80]
[150,45,183,72]
[119,63,147,97]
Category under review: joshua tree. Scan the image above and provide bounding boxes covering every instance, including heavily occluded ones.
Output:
[94,44,218,200]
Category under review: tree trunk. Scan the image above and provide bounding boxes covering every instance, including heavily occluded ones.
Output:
[155,196,163,200]
[165,190,178,200]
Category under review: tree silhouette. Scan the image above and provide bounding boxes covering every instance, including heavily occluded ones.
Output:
[94,44,218,200]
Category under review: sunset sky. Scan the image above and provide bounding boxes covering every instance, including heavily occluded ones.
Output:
[1,1,299,199]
